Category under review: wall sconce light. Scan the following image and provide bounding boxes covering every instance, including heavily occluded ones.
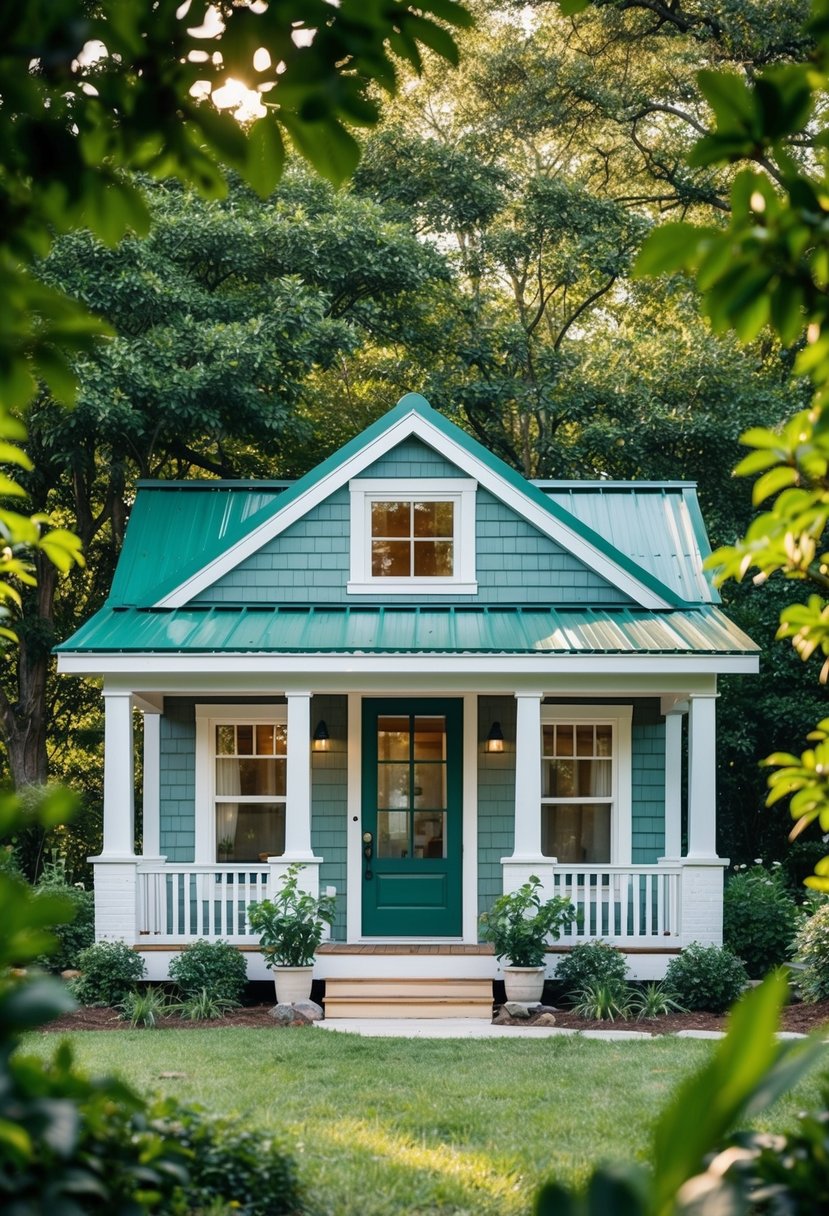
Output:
[485,721,504,753]
[312,720,330,751]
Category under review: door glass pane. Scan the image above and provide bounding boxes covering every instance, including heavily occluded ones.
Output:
[372,539,410,577]
[216,802,285,861]
[378,717,410,761]
[541,803,611,863]
[413,763,446,809]
[377,763,409,808]
[377,810,409,858]
[413,717,445,760]
[414,811,445,858]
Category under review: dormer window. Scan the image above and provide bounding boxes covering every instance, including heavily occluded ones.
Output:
[348,478,477,594]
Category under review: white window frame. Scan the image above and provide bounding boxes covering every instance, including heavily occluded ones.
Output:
[194,704,288,864]
[347,478,478,594]
[539,704,632,864]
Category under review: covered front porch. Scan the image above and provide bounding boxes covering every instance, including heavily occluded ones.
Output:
[88,677,728,981]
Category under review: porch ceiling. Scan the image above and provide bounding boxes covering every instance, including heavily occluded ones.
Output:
[55,603,758,656]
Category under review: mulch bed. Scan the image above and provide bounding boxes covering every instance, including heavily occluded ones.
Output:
[39,999,829,1036]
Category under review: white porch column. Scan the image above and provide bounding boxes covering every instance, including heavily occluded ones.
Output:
[680,693,726,946]
[92,691,138,943]
[502,692,552,895]
[284,690,317,862]
[662,711,683,859]
[687,694,717,859]
[513,692,543,857]
[140,710,163,859]
[101,692,136,858]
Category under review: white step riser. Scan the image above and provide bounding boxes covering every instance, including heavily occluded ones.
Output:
[325,999,493,1020]
[325,979,492,999]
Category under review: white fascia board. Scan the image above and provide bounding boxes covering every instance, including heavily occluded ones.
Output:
[57,652,760,677]
[155,410,672,610]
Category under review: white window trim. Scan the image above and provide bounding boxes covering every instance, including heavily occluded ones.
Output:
[540,704,632,864]
[347,477,478,595]
[194,704,288,864]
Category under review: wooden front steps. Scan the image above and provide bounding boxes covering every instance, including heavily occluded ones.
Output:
[323,977,494,1019]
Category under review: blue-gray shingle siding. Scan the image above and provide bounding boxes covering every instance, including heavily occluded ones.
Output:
[192,438,632,606]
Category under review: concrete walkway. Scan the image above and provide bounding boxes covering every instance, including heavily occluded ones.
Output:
[316,1019,809,1041]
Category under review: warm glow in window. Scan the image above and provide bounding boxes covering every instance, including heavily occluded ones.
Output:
[370,500,454,578]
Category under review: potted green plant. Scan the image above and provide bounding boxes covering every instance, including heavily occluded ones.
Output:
[479,875,575,1002]
[248,863,336,1005]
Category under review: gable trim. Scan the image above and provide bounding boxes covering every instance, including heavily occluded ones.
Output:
[156,400,678,610]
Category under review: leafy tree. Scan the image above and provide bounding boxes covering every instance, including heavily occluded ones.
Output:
[621,0,829,889]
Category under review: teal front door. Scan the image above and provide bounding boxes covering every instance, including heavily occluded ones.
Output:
[362,698,462,937]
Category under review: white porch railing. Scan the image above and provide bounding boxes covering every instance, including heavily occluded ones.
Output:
[550,865,682,945]
[137,864,270,943]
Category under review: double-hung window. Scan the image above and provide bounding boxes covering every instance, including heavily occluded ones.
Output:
[540,706,632,864]
[348,478,477,594]
[195,706,287,863]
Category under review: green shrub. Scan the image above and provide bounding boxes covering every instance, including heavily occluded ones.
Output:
[168,937,247,1004]
[571,978,633,1021]
[169,1108,303,1215]
[34,855,94,972]
[665,942,748,1012]
[723,864,798,978]
[70,939,146,1006]
[793,900,829,1003]
[554,940,629,1001]
[0,789,305,1215]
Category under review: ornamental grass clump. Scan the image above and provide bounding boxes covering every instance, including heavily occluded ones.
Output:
[571,978,633,1021]
[479,875,574,966]
[792,899,829,1003]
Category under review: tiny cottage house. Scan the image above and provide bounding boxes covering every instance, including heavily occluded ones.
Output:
[57,394,758,1014]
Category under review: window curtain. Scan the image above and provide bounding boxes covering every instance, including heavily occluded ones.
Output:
[216,757,241,856]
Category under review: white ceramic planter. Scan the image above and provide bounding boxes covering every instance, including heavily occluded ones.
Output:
[273,965,313,1005]
[503,965,546,1003]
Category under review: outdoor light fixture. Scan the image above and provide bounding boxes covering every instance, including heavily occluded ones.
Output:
[485,721,504,753]
[312,720,330,751]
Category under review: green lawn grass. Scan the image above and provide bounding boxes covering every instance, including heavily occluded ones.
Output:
[20,1029,827,1216]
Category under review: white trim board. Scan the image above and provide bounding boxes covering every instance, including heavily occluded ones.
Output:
[61,654,759,677]
[155,409,673,610]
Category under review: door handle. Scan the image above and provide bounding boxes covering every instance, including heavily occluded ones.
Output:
[362,831,373,880]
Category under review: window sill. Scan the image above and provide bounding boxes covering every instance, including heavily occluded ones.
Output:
[347,580,479,596]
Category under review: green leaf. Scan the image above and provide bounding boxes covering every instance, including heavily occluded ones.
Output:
[33,345,78,406]
[752,465,799,505]
[633,224,699,277]
[244,117,285,198]
[282,115,360,185]
[697,70,758,134]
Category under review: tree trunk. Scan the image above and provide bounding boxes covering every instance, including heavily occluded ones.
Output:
[0,557,58,788]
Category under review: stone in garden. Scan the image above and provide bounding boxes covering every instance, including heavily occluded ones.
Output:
[531,1004,558,1015]
[504,1001,531,1018]
[293,999,323,1021]
[289,1008,313,1026]
[493,1008,515,1025]
[533,1013,557,1027]
[269,1003,297,1025]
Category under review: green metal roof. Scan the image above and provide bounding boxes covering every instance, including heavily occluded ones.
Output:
[56,603,758,656]
[539,483,718,605]
[112,395,685,609]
